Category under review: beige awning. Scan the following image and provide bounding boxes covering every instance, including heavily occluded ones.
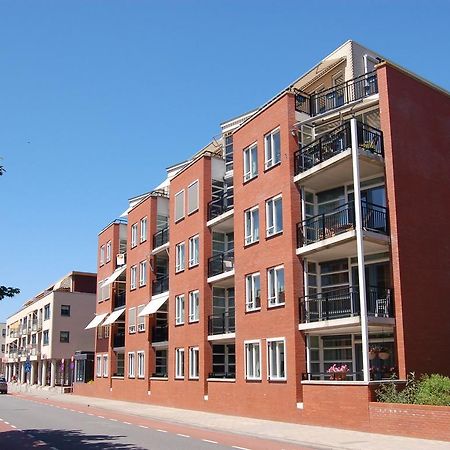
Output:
[101,265,127,288]
[102,308,126,326]
[138,295,169,316]
[85,313,108,330]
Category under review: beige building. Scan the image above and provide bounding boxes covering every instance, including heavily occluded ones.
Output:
[0,323,6,376]
[4,271,96,387]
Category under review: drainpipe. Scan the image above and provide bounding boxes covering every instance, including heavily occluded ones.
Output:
[351,118,370,383]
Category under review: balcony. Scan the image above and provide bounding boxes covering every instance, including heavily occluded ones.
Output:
[299,285,394,331]
[208,312,235,336]
[113,333,125,348]
[295,71,378,117]
[208,251,234,278]
[152,275,169,296]
[152,325,168,343]
[208,190,234,222]
[113,291,126,309]
[153,226,169,250]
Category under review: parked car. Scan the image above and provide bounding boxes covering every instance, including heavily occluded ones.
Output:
[0,377,7,394]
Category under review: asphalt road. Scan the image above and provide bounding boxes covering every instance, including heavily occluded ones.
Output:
[0,394,305,450]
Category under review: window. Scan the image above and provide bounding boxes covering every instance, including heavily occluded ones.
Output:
[139,260,147,287]
[187,180,199,214]
[155,349,168,377]
[189,347,199,379]
[128,307,136,333]
[245,273,261,311]
[103,325,110,339]
[243,143,258,181]
[188,235,199,268]
[140,217,147,243]
[174,190,185,222]
[137,351,145,378]
[264,128,281,169]
[175,295,185,325]
[100,245,105,265]
[131,223,138,248]
[96,355,102,377]
[137,305,145,332]
[266,195,283,236]
[106,241,112,262]
[60,305,71,317]
[245,341,261,380]
[128,352,135,378]
[102,354,108,377]
[43,330,49,346]
[60,331,70,343]
[244,206,259,245]
[175,348,185,379]
[175,242,185,273]
[130,265,137,290]
[267,265,285,307]
[267,338,286,380]
[44,304,51,321]
[188,290,199,323]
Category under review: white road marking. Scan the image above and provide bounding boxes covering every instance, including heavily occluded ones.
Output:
[98,415,105,419]
[88,413,95,416]
[110,418,118,422]
[232,447,251,450]
[123,421,131,425]
[157,429,168,433]
[4,421,9,425]
[0,418,3,421]
[177,433,190,437]
[10,425,17,429]
[202,439,218,444]
[139,425,148,429]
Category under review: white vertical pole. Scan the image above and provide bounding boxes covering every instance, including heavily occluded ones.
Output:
[42,359,47,386]
[351,118,370,383]
[50,359,56,387]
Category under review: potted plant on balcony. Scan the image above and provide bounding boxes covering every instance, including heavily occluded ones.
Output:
[327,364,350,381]
[369,346,381,360]
[378,348,390,360]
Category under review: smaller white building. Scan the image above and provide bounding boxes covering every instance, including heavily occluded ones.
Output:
[0,323,6,376]
[5,271,96,387]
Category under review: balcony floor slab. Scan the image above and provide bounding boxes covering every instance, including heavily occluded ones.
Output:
[207,269,235,287]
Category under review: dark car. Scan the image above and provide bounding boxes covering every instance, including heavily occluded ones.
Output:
[0,377,7,394]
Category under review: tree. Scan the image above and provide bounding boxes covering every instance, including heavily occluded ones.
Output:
[0,286,20,301]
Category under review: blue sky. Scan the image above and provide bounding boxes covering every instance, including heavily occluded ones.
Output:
[1,0,449,322]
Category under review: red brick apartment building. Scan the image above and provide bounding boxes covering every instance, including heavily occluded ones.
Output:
[77,40,450,427]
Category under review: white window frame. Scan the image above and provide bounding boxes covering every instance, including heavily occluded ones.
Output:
[137,351,145,379]
[188,235,199,268]
[128,307,136,334]
[245,272,261,312]
[189,346,199,380]
[244,206,259,245]
[102,354,108,377]
[96,354,102,377]
[187,180,199,215]
[137,305,145,332]
[188,290,200,323]
[140,217,147,243]
[130,265,137,290]
[174,189,185,222]
[139,260,147,287]
[175,242,185,273]
[106,241,111,262]
[128,352,135,378]
[131,223,138,248]
[243,143,258,182]
[175,294,185,325]
[244,340,262,380]
[267,265,285,307]
[267,338,286,381]
[264,127,281,169]
[175,348,185,379]
[100,245,105,265]
[266,195,283,237]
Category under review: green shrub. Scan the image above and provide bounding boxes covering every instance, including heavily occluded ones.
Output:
[376,372,418,404]
[415,374,450,406]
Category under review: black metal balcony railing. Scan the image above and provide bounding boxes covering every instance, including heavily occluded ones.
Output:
[113,333,125,348]
[152,325,168,342]
[299,285,394,323]
[208,250,234,277]
[295,71,378,117]
[208,312,236,335]
[296,201,388,247]
[152,275,169,295]
[151,371,168,378]
[302,371,364,381]
[208,371,236,379]
[114,291,126,309]
[208,190,234,221]
[294,121,384,175]
[153,226,169,249]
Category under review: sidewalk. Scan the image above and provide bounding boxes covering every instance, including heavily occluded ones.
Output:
[8,383,450,450]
